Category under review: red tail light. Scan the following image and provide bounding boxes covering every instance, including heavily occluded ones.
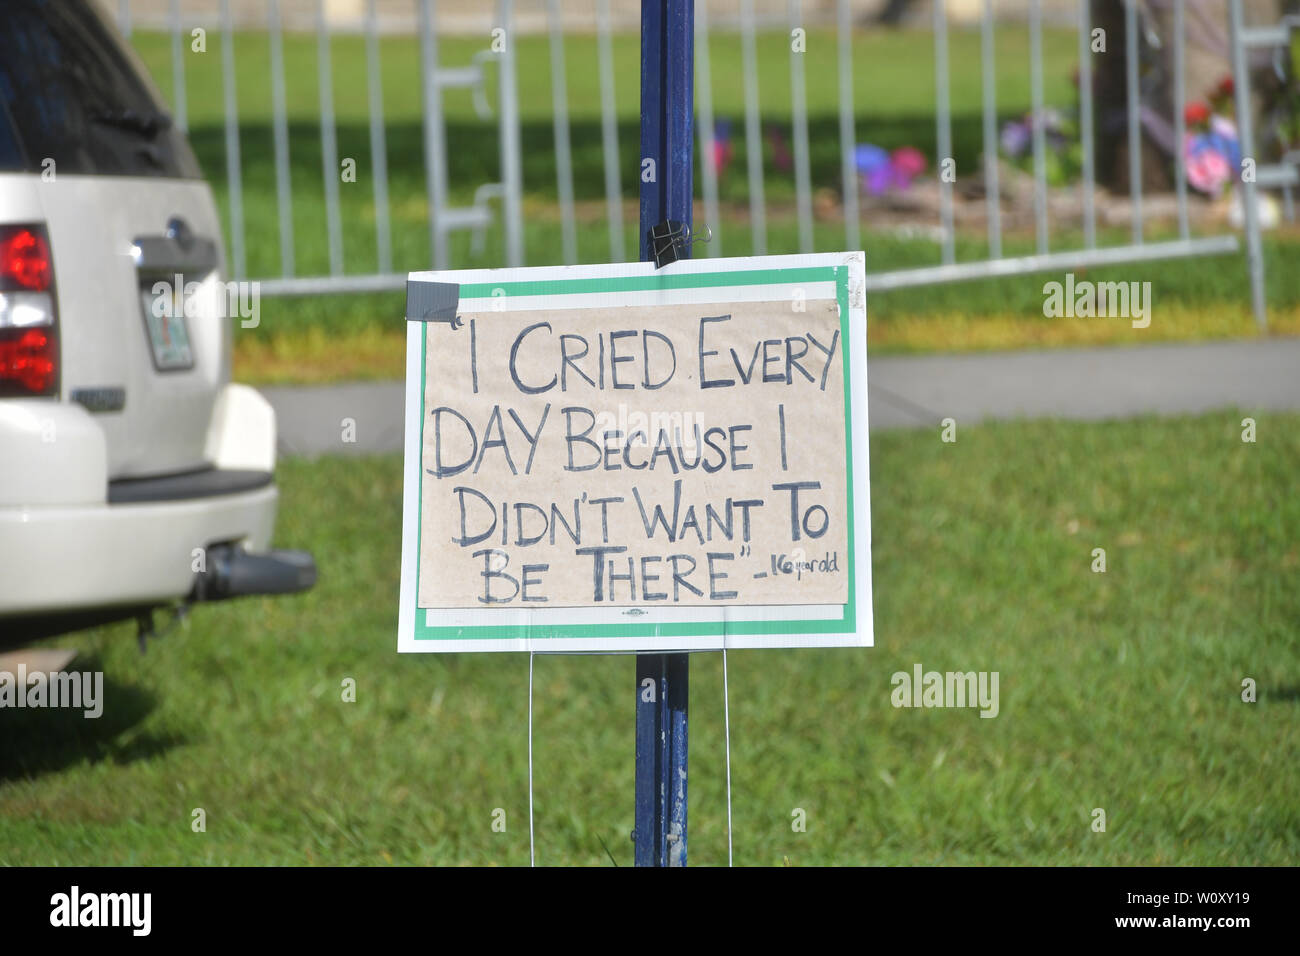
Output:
[0,328,57,393]
[0,226,52,292]
[0,224,58,396]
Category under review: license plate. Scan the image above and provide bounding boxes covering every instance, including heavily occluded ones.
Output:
[140,288,194,371]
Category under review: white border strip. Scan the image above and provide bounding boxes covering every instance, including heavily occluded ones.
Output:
[397,252,871,653]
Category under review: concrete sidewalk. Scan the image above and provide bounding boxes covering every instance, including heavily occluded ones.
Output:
[262,338,1300,456]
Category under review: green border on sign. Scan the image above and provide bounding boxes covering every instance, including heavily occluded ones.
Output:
[413,265,855,640]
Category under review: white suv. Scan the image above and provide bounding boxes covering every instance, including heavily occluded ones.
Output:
[0,2,314,644]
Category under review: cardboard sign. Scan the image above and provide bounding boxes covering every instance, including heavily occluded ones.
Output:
[398,253,872,653]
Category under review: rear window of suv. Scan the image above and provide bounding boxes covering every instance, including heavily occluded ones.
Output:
[0,0,201,179]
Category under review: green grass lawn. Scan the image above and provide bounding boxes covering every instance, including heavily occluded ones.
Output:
[124,24,1088,280]
[127,21,1293,282]
[120,27,1300,383]
[229,222,1300,385]
[3,412,1296,865]
[132,24,1081,207]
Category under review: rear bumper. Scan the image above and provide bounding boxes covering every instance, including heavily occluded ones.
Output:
[0,484,278,617]
[0,382,300,621]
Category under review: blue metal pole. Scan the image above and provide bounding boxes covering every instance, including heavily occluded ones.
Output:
[635,0,692,868]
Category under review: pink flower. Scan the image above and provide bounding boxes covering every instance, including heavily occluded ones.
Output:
[890,147,927,183]
[1185,135,1232,195]
[711,141,733,178]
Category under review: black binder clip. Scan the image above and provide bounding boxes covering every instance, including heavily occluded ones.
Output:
[647,220,711,268]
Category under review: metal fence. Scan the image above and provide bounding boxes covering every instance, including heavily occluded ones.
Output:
[113,0,1296,326]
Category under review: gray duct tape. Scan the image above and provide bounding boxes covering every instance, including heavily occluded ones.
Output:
[406,279,461,322]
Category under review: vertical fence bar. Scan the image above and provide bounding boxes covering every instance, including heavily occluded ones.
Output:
[597,0,627,262]
[365,0,393,274]
[1228,0,1266,328]
[220,0,245,279]
[636,0,693,868]
[696,0,721,257]
[269,0,296,279]
[118,0,131,36]
[739,0,767,255]
[1078,0,1096,249]
[979,0,1001,258]
[1125,0,1143,244]
[498,0,525,267]
[419,0,447,270]
[836,0,859,252]
[317,1,344,276]
[547,0,578,264]
[1029,0,1049,254]
[169,0,187,133]
[1173,0,1190,239]
[933,0,955,264]
[789,0,814,254]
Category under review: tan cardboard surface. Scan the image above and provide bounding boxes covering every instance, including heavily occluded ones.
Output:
[417,298,848,609]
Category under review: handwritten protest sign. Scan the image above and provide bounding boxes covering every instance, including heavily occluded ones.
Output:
[397,253,871,652]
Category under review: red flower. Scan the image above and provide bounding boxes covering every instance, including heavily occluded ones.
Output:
[1217,75,1234,97]
[1184,101,1211,126]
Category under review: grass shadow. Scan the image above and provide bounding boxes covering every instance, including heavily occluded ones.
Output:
[0,654,185,782]
[185,113,992,207]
